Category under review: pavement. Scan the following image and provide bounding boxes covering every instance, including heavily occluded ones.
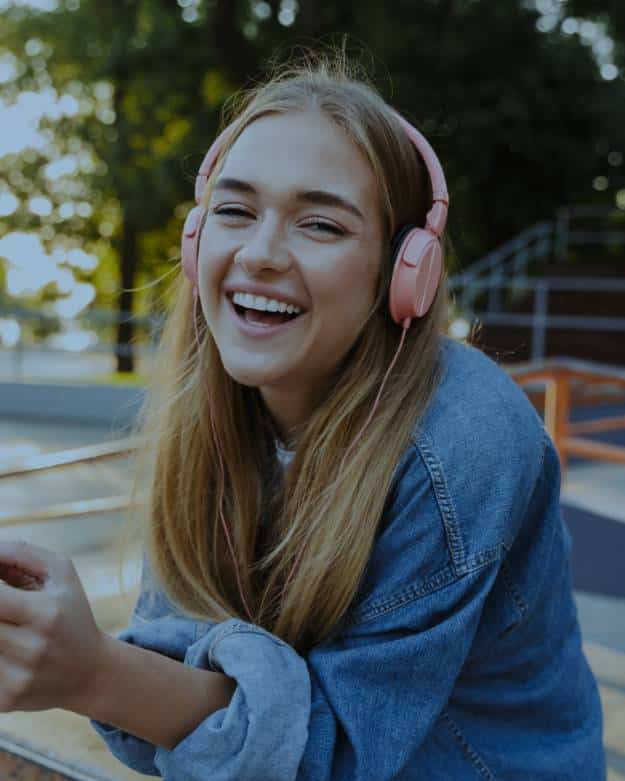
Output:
[0,406,623,780]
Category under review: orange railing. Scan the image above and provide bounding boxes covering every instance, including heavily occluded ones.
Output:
[504,357,625,478]
[2,359,625,518]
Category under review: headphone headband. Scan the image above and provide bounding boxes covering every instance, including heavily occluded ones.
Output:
[390,111,449,237]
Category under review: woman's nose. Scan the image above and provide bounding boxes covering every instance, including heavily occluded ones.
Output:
[234,215,291,272]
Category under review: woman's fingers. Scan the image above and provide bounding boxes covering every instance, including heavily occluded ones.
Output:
[0,540,63,588]
[0,562,44,591]
[0,542,68,625]
[0,620,40,662]
[0,581,40,626]
[0,540,102,713]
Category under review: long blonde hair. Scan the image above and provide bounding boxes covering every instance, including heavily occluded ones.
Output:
[118,48,455,655]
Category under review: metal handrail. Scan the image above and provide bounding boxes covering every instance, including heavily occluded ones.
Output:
[445,204,625,356]
[0,436,143,479]
[0,731,117,781]
[0,496,137,528]
[450,221,553,283]
[0,437,144,526]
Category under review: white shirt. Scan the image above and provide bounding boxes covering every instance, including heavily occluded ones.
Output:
[275,439,295,470]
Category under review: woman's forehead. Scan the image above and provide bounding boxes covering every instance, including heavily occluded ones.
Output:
[217,110,378,209]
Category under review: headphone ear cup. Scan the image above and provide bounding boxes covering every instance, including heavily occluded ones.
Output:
[388,227,442,325]
[181,205,203,286]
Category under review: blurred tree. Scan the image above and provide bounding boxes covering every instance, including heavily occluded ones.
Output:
[568,0,625,50]
[0,0,623,371]
[282,0,625,255]
[1,0,257,370]
[566,0,625,222]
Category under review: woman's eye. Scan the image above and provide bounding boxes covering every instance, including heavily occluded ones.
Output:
[303,220,345,236]
[212,208,344,236]
[214,206,251,218]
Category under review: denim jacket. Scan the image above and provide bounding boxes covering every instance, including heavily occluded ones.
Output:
[90,334,606,780]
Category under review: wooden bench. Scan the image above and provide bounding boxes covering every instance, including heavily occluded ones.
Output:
[503,356,625,478]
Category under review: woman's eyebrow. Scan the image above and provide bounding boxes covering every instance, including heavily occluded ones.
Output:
[213,177,364,221]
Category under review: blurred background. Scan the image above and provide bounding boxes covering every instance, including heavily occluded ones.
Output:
[0,1,624,780]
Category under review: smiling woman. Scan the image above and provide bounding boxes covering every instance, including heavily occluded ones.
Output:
[0,44,601,781]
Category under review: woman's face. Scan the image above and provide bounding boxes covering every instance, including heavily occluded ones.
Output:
[197,108,385,439]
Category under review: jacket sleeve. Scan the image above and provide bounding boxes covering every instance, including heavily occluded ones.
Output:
[93,432,538,781]
[149,558,501,781]
[89,555,311,780]
[297,561,502,780]
[149,434,515,781]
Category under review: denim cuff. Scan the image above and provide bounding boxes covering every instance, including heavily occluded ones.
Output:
[153,618,311,781]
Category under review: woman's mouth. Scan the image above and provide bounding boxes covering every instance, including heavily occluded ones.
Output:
[226,294,307,337]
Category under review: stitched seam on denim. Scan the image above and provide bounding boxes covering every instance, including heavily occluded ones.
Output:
[195,620,209,642]
[463,544,503,575]
[347,557,498,626]
[347,564,455,625]
[518,426,548,525]
[207,621,245,668]
[413,432,466,569]
[208,623,288,666]
[216,626,289,649]
[441,708,497,781]
[499,557,528,621]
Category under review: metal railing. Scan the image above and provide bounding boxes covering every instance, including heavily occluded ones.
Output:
[447,204,625,361]
[0,437,144,527]
[2,361,624,525]
[450,275,625,362]
[0,733,119,781]
[554,204,625,259]
[0,303,162,381]
[0,439,145,779]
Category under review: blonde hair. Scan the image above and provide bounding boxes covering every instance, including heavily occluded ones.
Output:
[117,47,455,655]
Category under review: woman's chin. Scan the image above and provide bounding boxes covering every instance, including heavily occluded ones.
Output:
[220,360,280,388]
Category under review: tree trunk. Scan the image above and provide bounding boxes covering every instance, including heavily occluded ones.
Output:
[212,0,259,84]
[116,216,137,373]
[111,24,136,375]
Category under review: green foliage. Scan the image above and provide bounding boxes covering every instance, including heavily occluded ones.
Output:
[0,0,623,370]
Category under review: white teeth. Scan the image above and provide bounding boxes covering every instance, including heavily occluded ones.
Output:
[232,291,302,314]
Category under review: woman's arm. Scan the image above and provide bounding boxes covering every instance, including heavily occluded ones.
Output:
[77,630,236,750]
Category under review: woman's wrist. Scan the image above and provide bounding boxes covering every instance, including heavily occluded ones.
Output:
[71,629,237,750]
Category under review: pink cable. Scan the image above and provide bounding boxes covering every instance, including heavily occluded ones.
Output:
[193,286,255,622]
[278,318,410,605]
[192,282,410,624]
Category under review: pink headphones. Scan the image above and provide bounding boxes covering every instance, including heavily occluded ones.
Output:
[180,111,449,329]
[178,110,449,624]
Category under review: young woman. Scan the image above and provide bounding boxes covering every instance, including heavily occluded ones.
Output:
[0,52,605,780]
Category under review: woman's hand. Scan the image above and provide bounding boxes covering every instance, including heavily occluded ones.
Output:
[0,540,106,714]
